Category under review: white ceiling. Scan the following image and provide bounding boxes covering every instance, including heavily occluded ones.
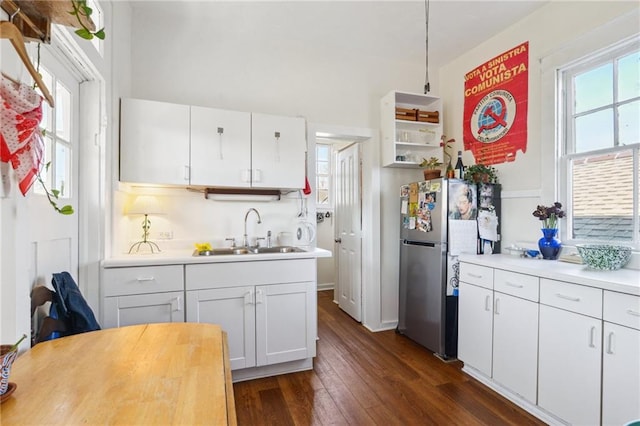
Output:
[130,0,549,71]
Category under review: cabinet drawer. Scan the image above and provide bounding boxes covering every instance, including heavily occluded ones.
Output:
[103,265,184,296]
[494,269,539,302]
[186,259,316,290]
[604,291,640,330]
[459,263,493,289]
[540,279,602,319]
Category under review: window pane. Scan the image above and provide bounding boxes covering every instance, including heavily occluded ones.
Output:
[33,136,53,195]
[317,189,329,205]
[574,63,613,113]
[619,100,639,145]
[55,142,71,198]
[317,145,330,161]
[55,82,71,141]
[575,109,613,152]
[571,150,633,241]
[39,68,53,132]
[317,161,329,175]
[618,51,640,102]
[318,176,329,190]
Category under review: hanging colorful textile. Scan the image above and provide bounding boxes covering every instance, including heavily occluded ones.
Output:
[0,74,45,195]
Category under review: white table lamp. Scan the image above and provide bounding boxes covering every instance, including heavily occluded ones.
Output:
[127,195,164,254]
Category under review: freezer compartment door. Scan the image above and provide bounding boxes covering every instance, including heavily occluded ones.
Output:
[398,240,447,355]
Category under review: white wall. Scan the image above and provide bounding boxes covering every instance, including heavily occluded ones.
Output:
[439,1,639,251]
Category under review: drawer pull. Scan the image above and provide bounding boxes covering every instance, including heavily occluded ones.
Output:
[494,298,501,315]
[255,289,264,304]
[589,326,597,348]
[626,309,640,317]
[555,293,580,302]
[469,273,483,279]
[606,332,615,355]
[136,276,155,282]
[171,296,182,312]
[244,291,253,305]
[505,281,524,289]
[484,295,491,312]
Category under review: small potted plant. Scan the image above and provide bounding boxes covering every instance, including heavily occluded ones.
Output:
[463,164,498,184]
[419,157,443,180]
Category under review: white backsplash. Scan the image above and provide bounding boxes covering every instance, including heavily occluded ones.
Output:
[113,187,315,256]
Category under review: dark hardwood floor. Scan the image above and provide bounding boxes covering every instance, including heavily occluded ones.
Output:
[233,290,545,425]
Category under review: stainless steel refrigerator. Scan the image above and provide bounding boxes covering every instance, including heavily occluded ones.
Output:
[397,178,500,359]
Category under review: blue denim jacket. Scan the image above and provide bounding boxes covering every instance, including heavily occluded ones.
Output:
[51,272,101,336]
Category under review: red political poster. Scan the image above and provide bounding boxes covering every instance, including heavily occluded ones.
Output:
[463,42,529,165]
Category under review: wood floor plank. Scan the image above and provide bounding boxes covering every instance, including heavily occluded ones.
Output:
[233,290,547,426]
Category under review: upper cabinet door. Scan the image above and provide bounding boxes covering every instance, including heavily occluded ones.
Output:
[190,106,251,187]
[120,98,190,185]
[251,113,306,189]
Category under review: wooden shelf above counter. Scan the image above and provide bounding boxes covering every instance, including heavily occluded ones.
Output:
[1,0,96,43]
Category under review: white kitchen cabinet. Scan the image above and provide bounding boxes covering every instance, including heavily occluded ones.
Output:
[185,259,317,373]
[538,278,603,426]
[103,292,184,328]
[120,99,306,189]
[458,281,493,377]
[190,106,251,187]
[120,98,190,185]
[492,292,538,403]
[251,112,306,189]
[459,265,539,404]
[102,265,185,328]
[602,291,640,426]
[492,269,539,403]
[186,286,256,370]
[380,90,443,168]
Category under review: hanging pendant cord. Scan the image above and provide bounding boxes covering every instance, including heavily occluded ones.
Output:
[424,0,430,94]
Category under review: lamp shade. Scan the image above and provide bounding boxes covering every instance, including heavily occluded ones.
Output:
[127,195,164,215]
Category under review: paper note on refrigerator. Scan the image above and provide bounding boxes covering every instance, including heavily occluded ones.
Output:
[478,210,499,241]
[448,219,478,255]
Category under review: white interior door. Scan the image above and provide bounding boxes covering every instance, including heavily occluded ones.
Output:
[27,49,80,322]
[336,143,362,321]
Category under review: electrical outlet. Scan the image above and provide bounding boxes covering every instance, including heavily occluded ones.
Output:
[157,231,173,240]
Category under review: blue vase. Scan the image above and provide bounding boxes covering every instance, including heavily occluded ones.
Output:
[538,228,562,260]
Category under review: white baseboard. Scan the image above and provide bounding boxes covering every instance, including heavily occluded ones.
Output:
[317,282,334,291]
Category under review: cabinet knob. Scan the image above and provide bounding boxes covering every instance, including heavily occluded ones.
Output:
[334,237,342,243]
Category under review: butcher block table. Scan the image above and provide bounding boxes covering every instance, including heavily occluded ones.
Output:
[0,323,236,425]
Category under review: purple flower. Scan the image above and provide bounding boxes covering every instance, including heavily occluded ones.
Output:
[532,202,565,229]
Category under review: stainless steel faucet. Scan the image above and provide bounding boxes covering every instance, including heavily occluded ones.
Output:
[243,208,262,247]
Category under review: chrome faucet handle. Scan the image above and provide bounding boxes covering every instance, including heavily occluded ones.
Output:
[266,230,272,248]
[225,237,237,248]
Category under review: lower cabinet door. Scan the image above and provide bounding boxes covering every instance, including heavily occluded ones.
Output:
[103,291,184,328]
[186,286,256,370]
[602,322,640,426]
[458,281,493,377]
[255,281,316,366]
[538,305,602,425]
[492,292,538,403]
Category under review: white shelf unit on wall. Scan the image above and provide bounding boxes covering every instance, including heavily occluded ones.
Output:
[380,90,443,168]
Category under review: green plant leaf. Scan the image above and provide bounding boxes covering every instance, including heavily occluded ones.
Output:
[75,28,93,40]
[51,189,60,198]
[60,205,75,215]
[82,5,92,15]
[95,29,106,40]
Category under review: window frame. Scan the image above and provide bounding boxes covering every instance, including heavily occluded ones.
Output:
[558,38,640,248]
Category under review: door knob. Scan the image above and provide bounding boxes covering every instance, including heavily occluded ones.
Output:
[334,237,342,243]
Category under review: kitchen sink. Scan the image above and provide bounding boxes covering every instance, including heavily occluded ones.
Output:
[193,246,305,256]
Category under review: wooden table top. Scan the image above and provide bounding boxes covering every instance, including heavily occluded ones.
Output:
[0,323,236,425]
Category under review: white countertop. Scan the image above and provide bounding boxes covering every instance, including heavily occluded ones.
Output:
[103,247,332,268]
[458,254,640,296]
